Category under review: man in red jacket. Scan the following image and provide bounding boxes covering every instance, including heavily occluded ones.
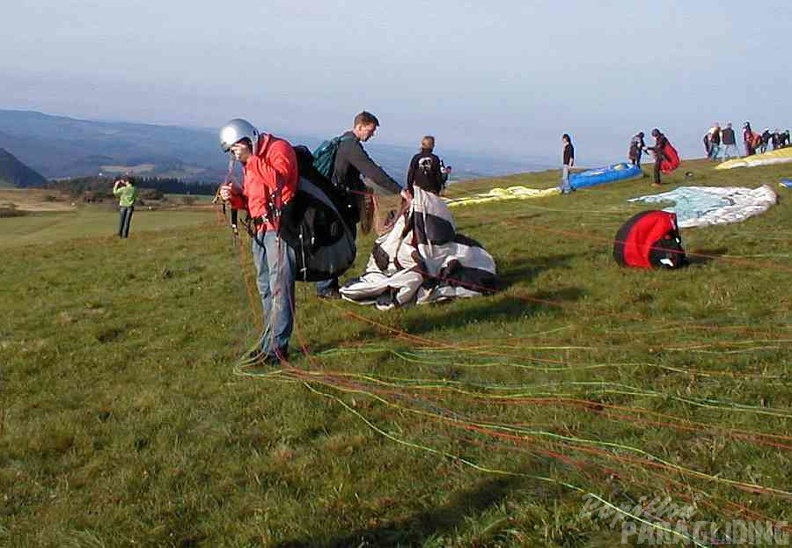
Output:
[219,118,299,365]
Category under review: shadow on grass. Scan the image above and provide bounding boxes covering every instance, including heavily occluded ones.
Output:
[498,253,580,288]
[686,247,729,266]
[273,475,527,547]
[302,286,585,357]
[401,286,584,336]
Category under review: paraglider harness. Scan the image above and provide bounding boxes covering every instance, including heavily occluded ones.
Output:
[215,142,358,282]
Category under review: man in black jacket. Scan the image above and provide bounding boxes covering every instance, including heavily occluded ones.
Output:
[316,111,411,299]
[407,135,447,195]
[721,122,738,160]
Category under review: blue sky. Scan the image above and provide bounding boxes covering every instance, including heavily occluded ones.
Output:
[1,1,790,167]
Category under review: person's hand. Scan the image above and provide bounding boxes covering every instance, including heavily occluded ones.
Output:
[219,183,233,201]
[400,188,412,203]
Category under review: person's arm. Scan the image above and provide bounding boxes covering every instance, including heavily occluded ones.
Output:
[406,155,417,193]
[346,141,402,194]
[432,155,445,186]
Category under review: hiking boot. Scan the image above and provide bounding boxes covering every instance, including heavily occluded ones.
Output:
[245,348,287,367]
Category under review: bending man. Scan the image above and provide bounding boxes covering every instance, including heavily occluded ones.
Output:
[219,118,299,365]
[316,111,410,299]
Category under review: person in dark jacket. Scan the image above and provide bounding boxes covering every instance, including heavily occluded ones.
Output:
[628,132,645,167]
[759,129,772,154]
[559,133,575,194]
[406,135,446,195]
[708,123,721,160]
[721,122,738,160]
[316,111,411,299]
[743,122,757,156]
[646,128,668,186]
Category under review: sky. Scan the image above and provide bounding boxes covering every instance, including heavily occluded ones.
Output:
[1,0,790,168]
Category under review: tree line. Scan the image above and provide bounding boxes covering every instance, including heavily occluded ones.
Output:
[45,176,217,199]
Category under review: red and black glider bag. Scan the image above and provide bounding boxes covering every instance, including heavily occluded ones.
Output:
[660,142,680,174]
[613,210,686,269]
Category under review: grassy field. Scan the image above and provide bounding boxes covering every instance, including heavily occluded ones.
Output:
[2,160,791,547]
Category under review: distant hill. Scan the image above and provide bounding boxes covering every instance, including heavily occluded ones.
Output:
[0,110,227,182]
[0,109,554,185]
[0,148,47,187]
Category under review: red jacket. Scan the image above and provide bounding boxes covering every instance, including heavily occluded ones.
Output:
[229,134,298,233]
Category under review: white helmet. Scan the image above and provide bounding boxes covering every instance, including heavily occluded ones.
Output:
[219,118,259,152]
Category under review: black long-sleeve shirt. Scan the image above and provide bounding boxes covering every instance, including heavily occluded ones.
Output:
[563,143,575,166]
[406,150,445,194]
[332,131,402,195]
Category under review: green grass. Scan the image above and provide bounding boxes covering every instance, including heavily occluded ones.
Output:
[1,160,791,546]
[0,207,214,249]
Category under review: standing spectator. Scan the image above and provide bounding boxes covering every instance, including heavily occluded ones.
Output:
[315,111,411,299]
[721,122,739,160]
[218,118,299,365]
[646,128,669,187]
[778,130,790,148]
[406,135,447,195]
[760,129,772,154]
[708,123,721,160]
[559,133,575,194]
[743,122,757,156]
[112,177,138,238]
[628,132,645,167]
[702,131,711,159]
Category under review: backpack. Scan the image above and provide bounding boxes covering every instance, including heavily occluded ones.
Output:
[312,135,354,180]
[659,141,680,174]
[613,210,686,269]
[278,178,357,281]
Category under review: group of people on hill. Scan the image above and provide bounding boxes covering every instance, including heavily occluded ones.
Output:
[560,127,677,194]
[704,122,790,160]
[561,118,790,196]
[630,129,673,186]
[217,111,450,366]
[134,110,790,365]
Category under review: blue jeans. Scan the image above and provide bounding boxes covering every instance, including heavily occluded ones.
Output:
[559,165,572,193]
[251,230,296,358]
[118,206,134,238]
[721,144,739,160]
[316,277,339,295]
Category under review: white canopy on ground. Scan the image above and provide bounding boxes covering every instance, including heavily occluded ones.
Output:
[629,185,778,228]
[341,187,498,310]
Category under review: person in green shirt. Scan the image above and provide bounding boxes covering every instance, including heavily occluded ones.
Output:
[112,177,139,238]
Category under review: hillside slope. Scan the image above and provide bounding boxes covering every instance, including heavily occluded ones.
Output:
[0,148,47,187]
